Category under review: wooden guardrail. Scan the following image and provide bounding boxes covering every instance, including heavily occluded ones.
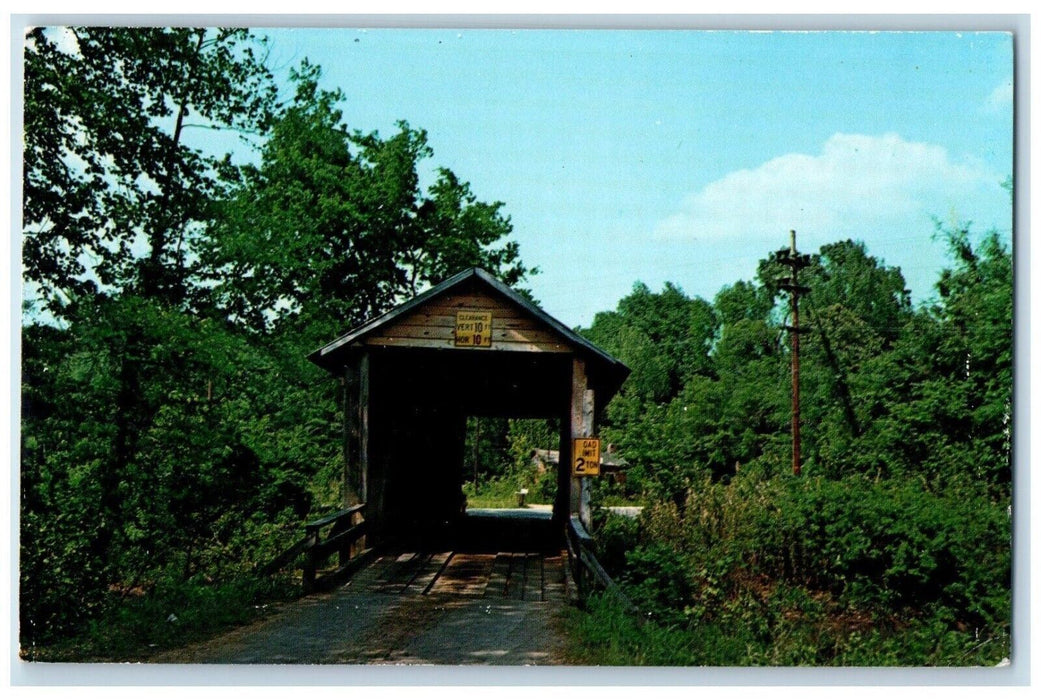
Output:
[565,515,639,615]
[260,503,373,594]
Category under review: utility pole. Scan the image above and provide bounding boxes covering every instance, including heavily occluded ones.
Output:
[776,230,811,476]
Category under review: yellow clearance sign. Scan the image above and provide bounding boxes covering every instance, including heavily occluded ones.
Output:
[572,438,601,477]
[455,310,492,347]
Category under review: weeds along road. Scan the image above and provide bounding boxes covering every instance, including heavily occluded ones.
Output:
[154,548,571,665]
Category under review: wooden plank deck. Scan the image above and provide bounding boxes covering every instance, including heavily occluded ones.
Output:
[347,549,567,602]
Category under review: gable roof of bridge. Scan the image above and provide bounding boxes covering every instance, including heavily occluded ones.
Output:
[307,267,630,392]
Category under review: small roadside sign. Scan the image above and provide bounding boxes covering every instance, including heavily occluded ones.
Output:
[572,438,601,477]
[455,310,493,347]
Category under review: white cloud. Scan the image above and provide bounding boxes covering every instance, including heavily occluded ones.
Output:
[655,133,1004,246]
[985,80,1014,112]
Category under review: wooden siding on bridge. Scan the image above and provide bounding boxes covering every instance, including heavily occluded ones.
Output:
[362,291,573,353]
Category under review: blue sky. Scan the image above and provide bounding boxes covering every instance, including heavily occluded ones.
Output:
[188,28,1014,327]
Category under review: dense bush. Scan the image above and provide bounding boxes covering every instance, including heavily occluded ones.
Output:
[593,511,641,576]
[567,582,1010,666]
[742,477,1011,625]
[592,474,1011,665]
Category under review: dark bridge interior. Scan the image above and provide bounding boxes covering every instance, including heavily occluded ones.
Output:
[368,348,573,539]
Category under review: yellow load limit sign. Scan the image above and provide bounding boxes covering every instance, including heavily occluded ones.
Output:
[455,310,492,347]
[572,438,601,477]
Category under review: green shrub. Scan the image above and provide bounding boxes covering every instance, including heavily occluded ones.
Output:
[563,593,704,666]
[594,511,640,576]
[582,474,1012,666]
[742,477,1011,627]
[567,583,1009,666]
[620,543,694,626]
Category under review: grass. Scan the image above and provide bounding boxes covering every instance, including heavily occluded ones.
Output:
[561,594,700,666]
[463,474,645,510]
[463,476,551,509]
[21,574,298,662]
[562,591,1011,666]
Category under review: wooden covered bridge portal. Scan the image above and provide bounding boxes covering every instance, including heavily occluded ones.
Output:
[308,268,629,547]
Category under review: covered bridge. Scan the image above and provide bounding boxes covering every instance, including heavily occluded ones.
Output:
[308,267,629,543]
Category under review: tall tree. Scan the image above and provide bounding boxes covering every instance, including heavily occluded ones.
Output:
[21,27,282,644]
[790,240,913,474]
[583,281,717,404]
[581,282,726,499]
[199,63,534,345]
[23,27,276,314]
[927,226,1012,491]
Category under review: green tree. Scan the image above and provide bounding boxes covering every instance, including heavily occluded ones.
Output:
[887,226,1012,491]
[21,34,539,653]
[199,63,534,346]
[583,281,717,404]
[20,297,328,643]
[790,240,913,476]
[797,228,1011,491]
[713,279,773,329]
[711,313,788,477]
[22,28,287,648]
[23,27,276,314]
[582,282,724,500]
[802,240,912,345]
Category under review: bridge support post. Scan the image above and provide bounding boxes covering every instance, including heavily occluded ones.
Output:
[578,388,594,529]
[342,353,370,508]
[566,358,595,531]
